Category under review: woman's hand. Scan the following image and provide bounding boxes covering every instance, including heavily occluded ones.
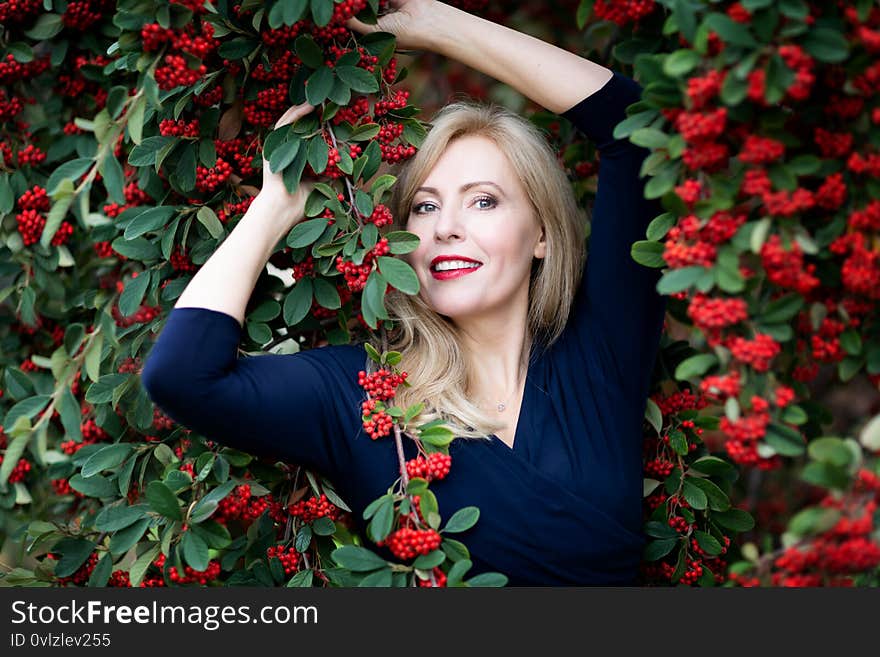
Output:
[346,0,439,51]
[257,102,315,223]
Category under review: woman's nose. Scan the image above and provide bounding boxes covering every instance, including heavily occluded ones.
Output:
[433,207,464,242]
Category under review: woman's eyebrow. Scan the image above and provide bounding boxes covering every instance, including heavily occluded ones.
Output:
[416,181,506,196]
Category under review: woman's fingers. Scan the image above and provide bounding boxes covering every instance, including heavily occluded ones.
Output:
[273,102,315,130]
[345,16,379,36]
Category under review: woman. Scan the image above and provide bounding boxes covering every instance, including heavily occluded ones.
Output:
[142,0,667,585]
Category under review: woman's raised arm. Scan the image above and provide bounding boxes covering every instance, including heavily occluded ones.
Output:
[173,103,315,325]
[348,0,613,113]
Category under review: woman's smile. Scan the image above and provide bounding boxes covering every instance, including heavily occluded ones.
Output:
[430,263,484,280]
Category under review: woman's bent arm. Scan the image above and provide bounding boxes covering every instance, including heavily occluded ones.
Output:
[173,192,298,325]
[174,102,315,325]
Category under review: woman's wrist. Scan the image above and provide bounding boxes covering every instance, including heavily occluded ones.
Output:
[251,190,306,234]
[419,2,469,56]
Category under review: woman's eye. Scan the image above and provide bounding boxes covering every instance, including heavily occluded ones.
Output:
[474,195,496,210]
[412,201,437,214]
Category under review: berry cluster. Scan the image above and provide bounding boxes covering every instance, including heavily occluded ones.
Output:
[288,493,342,523]
[357,368,408,400]
[379,527,442,561]
[404,453,452,482]
[266,546,300,575]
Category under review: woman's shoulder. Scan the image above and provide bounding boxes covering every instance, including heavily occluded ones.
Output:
[291,342,370,383]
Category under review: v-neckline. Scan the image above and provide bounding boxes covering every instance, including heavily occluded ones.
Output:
[488,356,534,455]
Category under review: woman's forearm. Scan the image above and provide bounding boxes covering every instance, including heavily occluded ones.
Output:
[173,193,296,327]
[423,2,614,114]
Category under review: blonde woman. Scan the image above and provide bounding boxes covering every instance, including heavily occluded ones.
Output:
[142,0,667,585]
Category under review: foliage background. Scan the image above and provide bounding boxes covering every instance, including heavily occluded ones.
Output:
[0,0,879,587]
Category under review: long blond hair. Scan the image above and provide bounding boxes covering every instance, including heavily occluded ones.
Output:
[360,101,587,439]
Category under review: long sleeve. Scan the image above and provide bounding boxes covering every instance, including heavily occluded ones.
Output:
[559,71,667,401]
[140,306,363,481]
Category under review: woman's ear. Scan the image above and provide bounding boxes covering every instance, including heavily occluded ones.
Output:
[534,226,547,259]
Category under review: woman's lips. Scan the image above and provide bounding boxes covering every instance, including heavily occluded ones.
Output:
[430,265,483,280]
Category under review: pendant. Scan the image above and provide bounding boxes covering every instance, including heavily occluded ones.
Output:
[497,402,506,412]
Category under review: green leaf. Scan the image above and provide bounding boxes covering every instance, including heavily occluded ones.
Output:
[644,538,678,561]
[307,137,329,174]
[466,572,508,587]
[761,294,803,324]
[386,230,420,255]
[197,206,224,239]
[3,395,50,429]
[124,206,178,240]
[840,329,862,356]
[413,549,446,570]
[646,213,676,241]
[663,49,701,77]
[645,521,679,539]
[669,429,688,456]
[287,569,314,587]
[358,569,393,587]
[612,110,658,140]
[310,0,334,26]
[444,507,479,534]
[693,530,723,556]
[631,240,665,268]
[688,477,730,511]
[81,444,132,478]
[69,473,117,498]
[146,481,183,520]
[681,479,708,510]
[84,373,127,405]
[630,128,670,150]
[95,504,148,532]
[801,27,849,63]
[129,544,161,588]
[181,530,210,571]
[127,95,146,145]
[46,158,93,196]
[368,498,395,543]
[807,437,852,467]
[269,139,302,174]
[703,12,759,48]
[689,456,734,477]
[446,559,473,586]
[24,13,64,40]
[377,256,419,294]
[110,237,159,261]
[332,545,388,571]
[712,508,754,532]
[674,353,718,381]
[217,36,259,59]
[657,266,707,294]
[763,422,806,456]
[335,65,379,93]
[190,480,237,523]
[119,271,151,317]
[295,34,324,69]
[789,506,841,537]
[288,218,328,248]
[305,66,334,106]
[100,154,126,204]
[109,519,151,556]
[52,538,96,578]
[800,461,851,491]
[283,278,313,326]
[128,137,177,167]
[312,277,341,309]
[441,538,470,562]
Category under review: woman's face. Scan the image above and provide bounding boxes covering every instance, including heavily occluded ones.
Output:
[404,135,546,323]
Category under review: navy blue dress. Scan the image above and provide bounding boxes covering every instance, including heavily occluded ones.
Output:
[141,71,667,586]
